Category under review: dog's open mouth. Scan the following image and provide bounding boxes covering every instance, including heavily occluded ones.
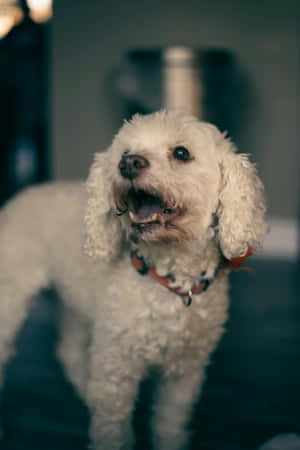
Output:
[126,188,179,232]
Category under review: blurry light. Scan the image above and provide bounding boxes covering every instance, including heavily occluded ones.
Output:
[0,14,14,38]
[11,137,38,187]
[0,0,23,39]
[26,0,52,23]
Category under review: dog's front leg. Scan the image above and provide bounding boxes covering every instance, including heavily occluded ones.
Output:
[87,343,143,450]
[151,370,204,450]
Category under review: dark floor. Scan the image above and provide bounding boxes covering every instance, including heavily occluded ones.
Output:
[1,259,300,450]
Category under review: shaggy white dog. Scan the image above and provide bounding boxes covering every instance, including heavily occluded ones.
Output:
[0,110,267,450]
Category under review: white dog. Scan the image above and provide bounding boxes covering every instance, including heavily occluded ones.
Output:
[0,110,267,449]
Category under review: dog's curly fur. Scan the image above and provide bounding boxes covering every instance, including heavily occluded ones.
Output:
[0,110,267,449]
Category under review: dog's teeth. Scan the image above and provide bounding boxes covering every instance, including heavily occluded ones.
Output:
[129,211,138,222]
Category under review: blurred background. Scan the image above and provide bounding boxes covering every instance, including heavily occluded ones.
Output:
[1,1,300,449]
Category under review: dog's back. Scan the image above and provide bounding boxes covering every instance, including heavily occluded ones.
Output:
[0,182,87,369]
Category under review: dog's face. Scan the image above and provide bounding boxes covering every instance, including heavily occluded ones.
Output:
[110,111,221,245]
[85,110,267,261]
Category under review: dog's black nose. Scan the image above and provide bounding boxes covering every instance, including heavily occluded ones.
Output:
[119,154,149,180]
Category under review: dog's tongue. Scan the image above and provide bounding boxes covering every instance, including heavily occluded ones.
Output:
[136,203,163,221]
[129,189,166,223]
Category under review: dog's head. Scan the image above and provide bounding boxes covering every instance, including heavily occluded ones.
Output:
[85,110,267,261]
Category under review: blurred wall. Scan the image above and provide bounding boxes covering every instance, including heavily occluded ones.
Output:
[52,0,300,219]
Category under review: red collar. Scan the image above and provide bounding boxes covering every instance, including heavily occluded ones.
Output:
[222,247,254,269]
[131,247,254,307]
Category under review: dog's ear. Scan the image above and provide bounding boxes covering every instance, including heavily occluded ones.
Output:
[84,150,122,261]
[213,129,267,260]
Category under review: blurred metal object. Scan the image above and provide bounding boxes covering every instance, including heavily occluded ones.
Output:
[163,46,202,118]
[117,46,238,134]
[0,0,23,39]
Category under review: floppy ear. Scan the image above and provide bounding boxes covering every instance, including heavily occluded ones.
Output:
[84,150,122,261]
[215,136,268,260]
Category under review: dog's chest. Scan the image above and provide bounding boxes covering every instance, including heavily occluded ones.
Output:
[104,262,228,368]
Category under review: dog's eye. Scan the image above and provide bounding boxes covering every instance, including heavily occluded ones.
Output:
[172,146,190,162]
